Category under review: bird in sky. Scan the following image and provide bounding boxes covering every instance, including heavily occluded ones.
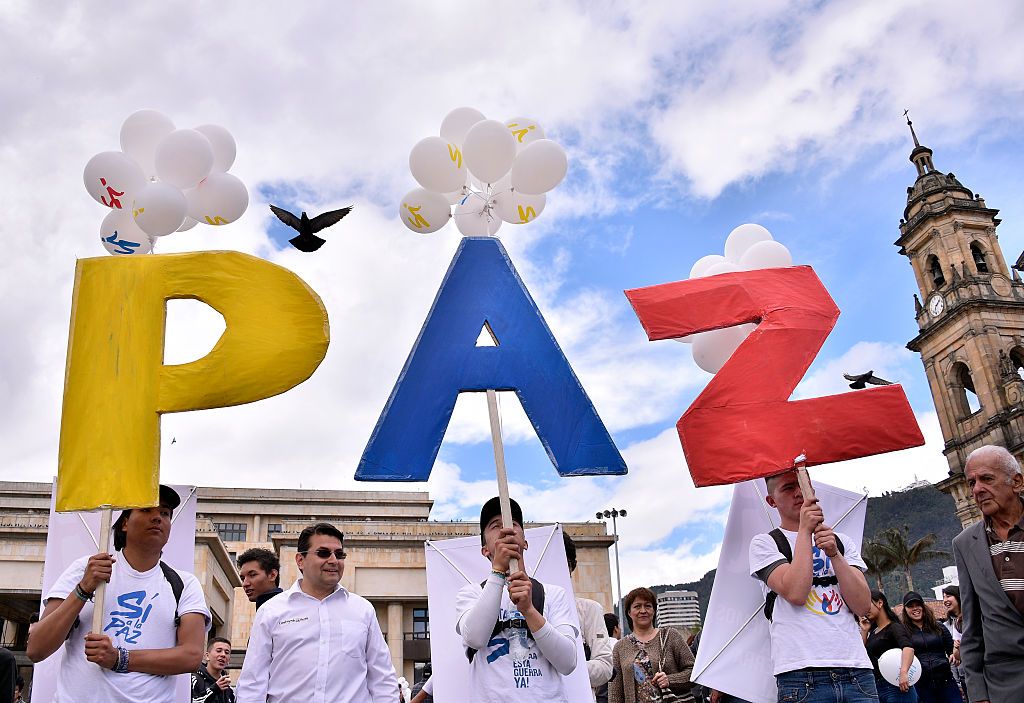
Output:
[843,370,895,389]
[269,204,353,252]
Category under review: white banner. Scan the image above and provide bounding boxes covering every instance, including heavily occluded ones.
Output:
[692,479,868,703]
[32,482,200,703]
[424,524,593,702]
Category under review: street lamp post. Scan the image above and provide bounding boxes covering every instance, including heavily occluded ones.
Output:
[597,508,627,631]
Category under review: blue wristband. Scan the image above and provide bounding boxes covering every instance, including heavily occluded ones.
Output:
[112,646,130,673]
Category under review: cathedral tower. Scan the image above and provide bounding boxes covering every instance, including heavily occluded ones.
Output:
[896,117,1024,527]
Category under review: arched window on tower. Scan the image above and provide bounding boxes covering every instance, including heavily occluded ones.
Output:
[1011,347,1024,382]
[928,255,946,288]
[970,242,989,274]
[951,361,982,417]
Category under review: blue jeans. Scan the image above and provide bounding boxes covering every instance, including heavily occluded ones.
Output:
[776,668,879,702]
[874,676,917,703]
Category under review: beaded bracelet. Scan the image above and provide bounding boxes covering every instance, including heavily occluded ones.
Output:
[74,584,94,602]
[490,569,508,579]
[112,646,130,673]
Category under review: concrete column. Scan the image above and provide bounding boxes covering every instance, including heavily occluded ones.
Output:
[387,602,404,675]
[253,514,262,542]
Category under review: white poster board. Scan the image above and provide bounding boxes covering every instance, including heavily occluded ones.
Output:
[692,479,868,703]
[32,482,200,703]
[424,524,592,702]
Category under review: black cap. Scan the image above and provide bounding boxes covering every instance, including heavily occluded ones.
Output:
[479,496,524,533]
[112,485,182,550]
[903,591,924,607]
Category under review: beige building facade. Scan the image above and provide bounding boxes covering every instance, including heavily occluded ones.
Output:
[896,120,1024,527]
[0,481,614,687]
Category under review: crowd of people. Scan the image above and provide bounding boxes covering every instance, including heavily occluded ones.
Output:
[0,441,1021,702]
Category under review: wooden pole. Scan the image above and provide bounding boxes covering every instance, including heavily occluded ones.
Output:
[91,508,112,632]
[794,452,816,503]
[485,389,519,574]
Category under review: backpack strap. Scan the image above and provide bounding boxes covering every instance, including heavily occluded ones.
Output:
[763,529,791,622]
[160,561,185,627]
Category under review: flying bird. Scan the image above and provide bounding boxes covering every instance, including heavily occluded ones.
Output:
[843,370,895,389]
[269,204,353,252]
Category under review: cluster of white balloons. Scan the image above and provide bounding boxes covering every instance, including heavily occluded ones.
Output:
[400,107,569,236]
[84,109,249,256]
[681,223,795,374]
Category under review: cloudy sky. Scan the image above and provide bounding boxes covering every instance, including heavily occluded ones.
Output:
[4,1,1024,593]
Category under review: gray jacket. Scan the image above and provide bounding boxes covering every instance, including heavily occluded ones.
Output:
[952,520,1024,701]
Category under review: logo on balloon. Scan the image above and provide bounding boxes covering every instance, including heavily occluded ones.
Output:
[99,178,125,209]
[517,205,537,223]
[102,231,144,255]
[405,204,430,230]
[204,216,228,225]
[507,122,537,143]
[448,145,463,169]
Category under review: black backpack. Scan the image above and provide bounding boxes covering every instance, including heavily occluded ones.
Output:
[466,578,545,662]
[763,528,844,621]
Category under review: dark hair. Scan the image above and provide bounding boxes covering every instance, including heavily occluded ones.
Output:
[563,532,577,573]
[207,636,232,650]
[941,585,960,605]
[623,587,657,630]
[297,522,344,555]
[900,595,943,634]
[113,511,131,551]
[604,612,619,636]
[237,547,281,586]
[870,590,901,624]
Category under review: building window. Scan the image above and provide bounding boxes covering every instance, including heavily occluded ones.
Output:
[952,362,981,417]
[928,255,945,288]
[1011,348,1024,382]
[267,523,283,540]
[414,661,430,683]
[412,607,429,639]
[214,522,247,542]
[971,243,989,274]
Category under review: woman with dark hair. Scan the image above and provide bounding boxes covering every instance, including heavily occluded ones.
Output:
[862,590,918,702]
[609,587,694,703]
[940,586,967,701]
[899,592,959,703]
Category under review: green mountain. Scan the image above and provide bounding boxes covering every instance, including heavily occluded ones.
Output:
[650,483,962,621]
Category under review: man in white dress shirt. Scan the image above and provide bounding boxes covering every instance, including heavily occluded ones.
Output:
[236,522,397,703]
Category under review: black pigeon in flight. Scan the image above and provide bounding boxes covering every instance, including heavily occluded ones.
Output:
[270,204,353,252]
[843,370,894,389]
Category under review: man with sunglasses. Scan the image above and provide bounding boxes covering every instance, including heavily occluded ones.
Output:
[236,522,397,702]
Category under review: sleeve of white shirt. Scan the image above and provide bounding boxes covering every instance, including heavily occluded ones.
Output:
[580,599,613,688]
[835,532,867,571]
[178,571,213,629]
[364,601,399,703]
[235,608,272,703]
[46,556,89,601]
[455,575,504,650]
[748,532,786,577]
[531,584,578,676]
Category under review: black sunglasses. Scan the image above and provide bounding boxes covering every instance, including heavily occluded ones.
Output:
[300,548,347,560]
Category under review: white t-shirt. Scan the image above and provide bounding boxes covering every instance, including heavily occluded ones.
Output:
[749,529,871,675]
[46,555,211,703]
[456,581,577,703]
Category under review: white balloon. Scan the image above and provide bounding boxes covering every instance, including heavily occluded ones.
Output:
[691,324,755,374]
[493,189,546,224]
[703,260,742,277]
[399,188,451,234]
[445,187,470,205]
[740,239,793,270]
[186,172,249,225]
[440,107,487,146]
[194,124,236,172]
[689,254,727,279]
[878,650,922,687]
[454,200,502,236]
[463,119,517,184]
[505,116,546,150]
[120,109,175,177]
[510,139,568,194]
[154,129,214,189]
[100,208,152,256]
[132,182,187,237]
[724,223,773,263]
[83,151,146,210]
[176,217,198,232]
[409,136,466,193]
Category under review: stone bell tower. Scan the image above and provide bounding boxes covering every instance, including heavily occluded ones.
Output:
[895,116,1024,528]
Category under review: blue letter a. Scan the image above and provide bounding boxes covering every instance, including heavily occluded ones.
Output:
[356,237,626,481]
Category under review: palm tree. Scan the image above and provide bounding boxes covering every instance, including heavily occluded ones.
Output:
[861,538,895,591]
[870,525,949,593]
